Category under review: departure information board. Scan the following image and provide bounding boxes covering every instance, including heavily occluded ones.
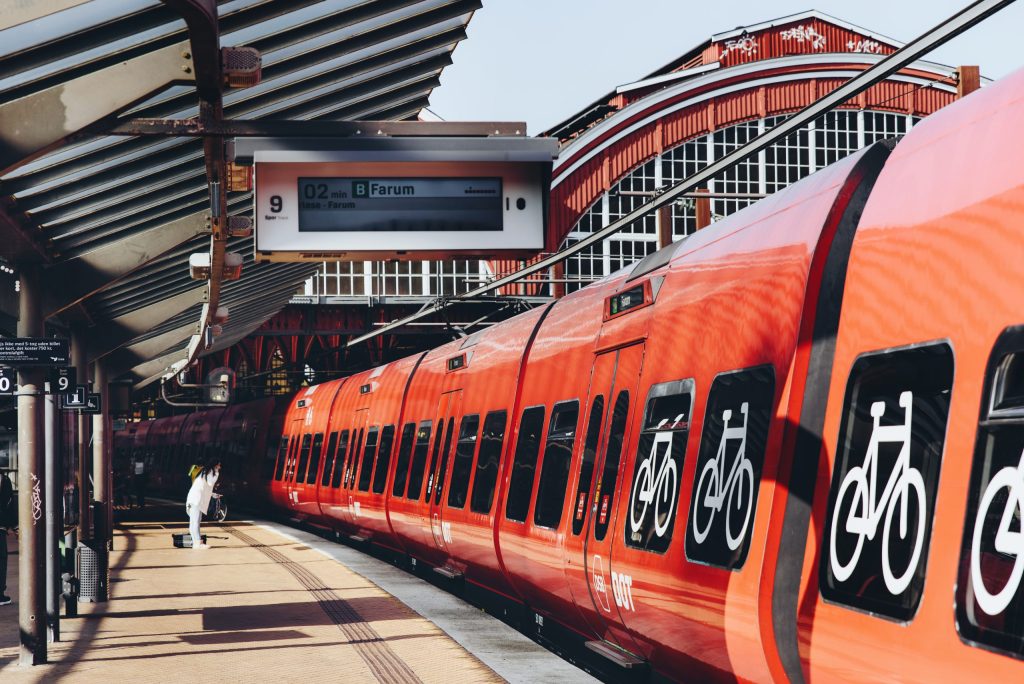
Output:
[239,133,558,262]
[297,177,502,232]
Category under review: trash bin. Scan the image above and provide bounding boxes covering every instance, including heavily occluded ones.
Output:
[77,540,108,603]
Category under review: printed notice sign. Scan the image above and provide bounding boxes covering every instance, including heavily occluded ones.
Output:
[0,338,70,366]
[297,177,503,232]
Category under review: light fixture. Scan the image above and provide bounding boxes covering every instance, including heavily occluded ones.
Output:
[189,252,211,280]
[223,252,243,281]
[213,306,229,324]
[227,216,252,238]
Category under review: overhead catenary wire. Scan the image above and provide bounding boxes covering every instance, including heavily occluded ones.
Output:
[346,0,1017,349]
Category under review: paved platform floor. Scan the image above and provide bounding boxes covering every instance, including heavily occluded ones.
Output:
[0,513,596,683]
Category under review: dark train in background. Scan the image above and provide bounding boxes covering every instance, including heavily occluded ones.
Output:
[115,67,1024,682]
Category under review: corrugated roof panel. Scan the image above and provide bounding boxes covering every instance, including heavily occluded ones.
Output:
[0,0,478,380]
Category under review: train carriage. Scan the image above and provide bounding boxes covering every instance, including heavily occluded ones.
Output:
[128,66,1024,682]
[792,66,1024,682]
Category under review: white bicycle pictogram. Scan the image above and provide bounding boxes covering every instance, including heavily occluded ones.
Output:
[829,390,926,595]
[970,447,1024,616]
[629,416,683,539]
[692,402,754,551]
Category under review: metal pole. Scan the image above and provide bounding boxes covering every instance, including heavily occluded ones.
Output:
[44,379,60,642]
[345,0,1019,348]
[92,361,109,553]
[17,265,46,665]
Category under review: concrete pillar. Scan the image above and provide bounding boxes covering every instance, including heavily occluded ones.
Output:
[71,329,90,541]
[17,266,46,665]
[44,379,60,642]
[91,361,110,552]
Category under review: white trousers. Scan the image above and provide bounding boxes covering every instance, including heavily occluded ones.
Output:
[188,504,202,546]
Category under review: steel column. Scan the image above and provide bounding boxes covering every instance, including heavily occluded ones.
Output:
[44,378,61,642]
[17,265,46,665]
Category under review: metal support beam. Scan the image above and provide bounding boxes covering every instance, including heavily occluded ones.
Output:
[17,266,46,665]
[45,212,210,318]
[0,40,194,175]
[160,0,227,378]
[44,380,60,642]
[346,0,1019,349]
[108,119,528,138]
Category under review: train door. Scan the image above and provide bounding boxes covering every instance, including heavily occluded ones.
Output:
[580,343,646,655]
[346,408,369,522]
[427,390,462,556]
[286,417,308,513]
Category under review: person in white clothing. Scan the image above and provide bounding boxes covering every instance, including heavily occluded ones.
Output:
[185,459,221,549]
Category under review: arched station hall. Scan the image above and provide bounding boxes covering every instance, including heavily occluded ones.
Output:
[157,10,978,416]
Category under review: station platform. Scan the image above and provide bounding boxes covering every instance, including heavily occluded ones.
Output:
[0,509,597,683]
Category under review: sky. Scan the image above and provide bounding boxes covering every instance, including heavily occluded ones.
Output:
[428,1,1024,134]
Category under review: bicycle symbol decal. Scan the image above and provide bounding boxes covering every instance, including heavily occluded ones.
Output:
[692,403,754,551]
[629,415,683,539]
[829,390,926,595]
[970,447,1024,616]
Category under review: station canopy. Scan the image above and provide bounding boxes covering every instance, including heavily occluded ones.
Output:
[0,0,479,387]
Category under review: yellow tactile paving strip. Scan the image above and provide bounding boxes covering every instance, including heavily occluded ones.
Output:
[0,521,503,683]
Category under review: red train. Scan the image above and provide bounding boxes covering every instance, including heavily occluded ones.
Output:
[119,67,1024,682]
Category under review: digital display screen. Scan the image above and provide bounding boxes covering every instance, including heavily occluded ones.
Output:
[297,177,503,232]
[609,285,646,316]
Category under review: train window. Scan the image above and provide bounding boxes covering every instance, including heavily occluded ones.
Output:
[346,428,364,489]
[358,428,379,492]
[331,430,350,488]
[372,425,396,495]
[626,380,693,553]
[957,331,1024,657]
[425,419,449,502]
[470,411,508,514]
[686,366,774,570]
[306,433,323,485]
[321,432,339,487]
[535,400,581,529]
[820,344,951,621]
[273,436,288,480]
[295,434,312,484]
[283,437,297,480]
[505,406,546,523]
[392,423,417,497]
[406,422,433,500]
[433,417,456,505]
[572,396,605,536]
[594,392,630,541]
[448,415,481,509]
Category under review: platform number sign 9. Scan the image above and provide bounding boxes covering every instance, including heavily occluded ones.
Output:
[50,367,76,393]
[0,368,15,396]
